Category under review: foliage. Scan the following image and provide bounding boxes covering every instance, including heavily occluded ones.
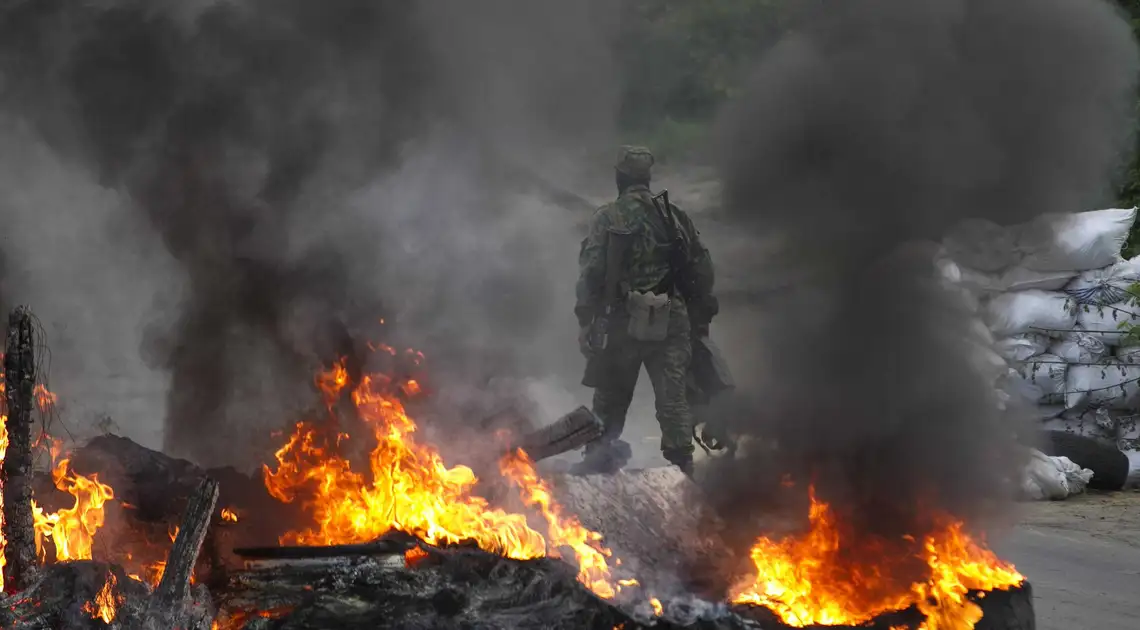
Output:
[614,0,789,160]
[1112,1,1140,257]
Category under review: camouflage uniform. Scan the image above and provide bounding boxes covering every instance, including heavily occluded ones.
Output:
[574,146,716,472]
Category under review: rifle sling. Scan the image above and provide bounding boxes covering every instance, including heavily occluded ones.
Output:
[649,191,684,297]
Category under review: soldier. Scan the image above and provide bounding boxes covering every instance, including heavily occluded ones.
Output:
[572,145,717,476]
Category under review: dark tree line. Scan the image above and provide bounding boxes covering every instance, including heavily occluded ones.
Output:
[619,0,1140,257]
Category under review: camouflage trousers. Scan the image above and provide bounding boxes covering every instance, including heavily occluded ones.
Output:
[591,319,694,460]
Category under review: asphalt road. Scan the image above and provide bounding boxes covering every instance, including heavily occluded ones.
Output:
[996,494,1140,630]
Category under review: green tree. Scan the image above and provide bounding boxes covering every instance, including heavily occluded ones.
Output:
[1114,0,1140,257]
[614,0,788,160]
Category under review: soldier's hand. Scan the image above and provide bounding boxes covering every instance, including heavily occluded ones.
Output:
[578,326,594,358]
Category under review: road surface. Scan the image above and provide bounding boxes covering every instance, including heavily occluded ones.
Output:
[997,492,1140,630]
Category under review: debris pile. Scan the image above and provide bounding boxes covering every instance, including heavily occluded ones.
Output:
[0,305,1034,630]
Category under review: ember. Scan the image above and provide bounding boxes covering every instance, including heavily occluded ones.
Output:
[729,487,1024,630]
[263,359,619,597]
[220,507,239,523]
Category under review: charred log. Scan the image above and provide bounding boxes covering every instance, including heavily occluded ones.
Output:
[143,477,220,629]
[3,306,38,593]
[215,545,751,630]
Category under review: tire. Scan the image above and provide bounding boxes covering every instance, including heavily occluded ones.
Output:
[974,582,1035,630]
[1039,430,1129,491]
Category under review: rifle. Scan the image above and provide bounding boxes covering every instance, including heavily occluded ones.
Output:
[651,191,737,446]
[582,227,632,388]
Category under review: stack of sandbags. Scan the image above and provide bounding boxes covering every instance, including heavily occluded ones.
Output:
[942,209,1140,494]
[943,208,1140,429]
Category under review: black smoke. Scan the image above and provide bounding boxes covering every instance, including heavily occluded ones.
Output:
[0,0,617,466]
[702,0,1138,577]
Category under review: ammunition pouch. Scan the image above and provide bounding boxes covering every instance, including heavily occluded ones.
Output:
[625,291,671,341]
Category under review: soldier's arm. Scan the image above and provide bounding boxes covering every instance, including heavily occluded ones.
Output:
[675,207,718,326]
[574,206,613,328]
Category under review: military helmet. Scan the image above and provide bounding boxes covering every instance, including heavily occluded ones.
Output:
[615,145,654,180]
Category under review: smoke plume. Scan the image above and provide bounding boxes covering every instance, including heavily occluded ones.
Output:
[703,0,1138,571]
[0,0,617,466]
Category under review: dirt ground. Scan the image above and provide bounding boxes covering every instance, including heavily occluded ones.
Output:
[1013,489,1140,548]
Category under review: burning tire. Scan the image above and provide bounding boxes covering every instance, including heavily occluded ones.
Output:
[734,582,1036,630]
[974,581,1035,630]
[1039,430,1129,491]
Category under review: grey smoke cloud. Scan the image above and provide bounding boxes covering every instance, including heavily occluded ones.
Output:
[0,0,617,466]
[701,0,1138,581]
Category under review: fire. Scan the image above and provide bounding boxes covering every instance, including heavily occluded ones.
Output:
[499,450,615,598]
[221,507,239,523]
[404,546,429,567]
[263,361,617,597]
[0,372,114,592]
[649,597,663,616]
[32,456,116,563]
[83,571,120,623]
[730,487,1024,630]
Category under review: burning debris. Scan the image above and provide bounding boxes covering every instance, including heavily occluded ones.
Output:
[728,488,1024,630]
[0,305,1035,629]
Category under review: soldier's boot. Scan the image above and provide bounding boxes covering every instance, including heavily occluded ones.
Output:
[569,439,632,476]
[662,448,694,478]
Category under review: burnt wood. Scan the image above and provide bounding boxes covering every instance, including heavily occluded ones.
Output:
[503,405,603,462]
[144,477,219,628]
[233,539,411,560]
[3,306,37,593]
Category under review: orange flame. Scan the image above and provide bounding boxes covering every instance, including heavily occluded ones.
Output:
[31,457,115,563]
[221,507,239,523]
[499,450,614,598]
[730,487,1024,630]
[0,375,114,592]
[263,361,617,597]
[83,572,120,623]
[404,546,429,568]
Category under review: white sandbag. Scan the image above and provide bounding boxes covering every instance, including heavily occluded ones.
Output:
[1115,345,1140,363]
[985,290,1076,337]
[995,333,1050,362]
[1011,354,1066,404]
[1064,257,1140,306]
[936,258,983,314]
[968,318,995,346]
[975,351,1010,387]
[1064,361,1140,410]
[1001,267,1080,292]
[1042,407,1115,439]
[1021,449,1094,500]
[954,266,1005,294]
[1048,332,1107,364]
[1030,404,1065,421]
[1074,300,1140,347]
[951,265,1076,295]
[943,219,1019,272]
[1018,208,1136,272]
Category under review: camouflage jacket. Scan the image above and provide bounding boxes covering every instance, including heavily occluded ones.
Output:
[575,184,716,328]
